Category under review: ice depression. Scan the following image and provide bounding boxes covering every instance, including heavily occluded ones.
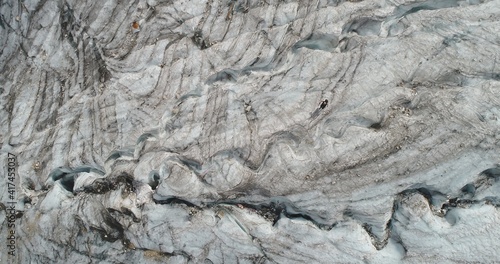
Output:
[1,0,500,263]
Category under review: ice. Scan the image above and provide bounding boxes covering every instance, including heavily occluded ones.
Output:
[1,0,500,262]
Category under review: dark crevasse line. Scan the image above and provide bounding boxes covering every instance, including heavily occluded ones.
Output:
[216,199,329,228]
[153,194,201,208]
[152,193,336,229]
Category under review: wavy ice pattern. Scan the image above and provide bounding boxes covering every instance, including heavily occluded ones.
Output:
[1,0,500,263]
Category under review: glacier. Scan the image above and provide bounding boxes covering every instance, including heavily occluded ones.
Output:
[1,0,500,263]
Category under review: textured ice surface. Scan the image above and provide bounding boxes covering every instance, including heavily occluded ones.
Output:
[1,0,500,263]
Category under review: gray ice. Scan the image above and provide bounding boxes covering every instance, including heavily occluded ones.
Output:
[1,0,500,263]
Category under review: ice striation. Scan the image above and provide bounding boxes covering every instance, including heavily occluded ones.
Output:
[1,0,500,263]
